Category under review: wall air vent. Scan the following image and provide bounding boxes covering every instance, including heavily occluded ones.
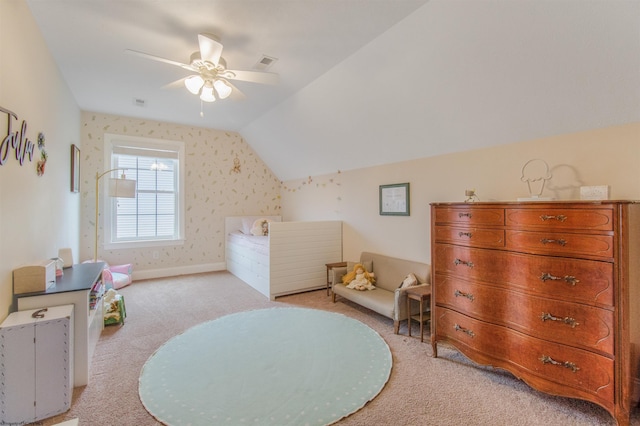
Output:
[133,98,146,107]
[253,55,277,71]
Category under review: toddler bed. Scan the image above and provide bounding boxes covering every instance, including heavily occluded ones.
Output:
[225,216,342,300]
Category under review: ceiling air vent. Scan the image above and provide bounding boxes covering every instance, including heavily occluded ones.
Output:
[253,55,277,71]
[133,98,146,107]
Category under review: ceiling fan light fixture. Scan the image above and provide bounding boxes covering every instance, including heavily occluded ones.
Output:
[128,33,278,113]
[185,75,204,94]
[200,83,216,102]
[213,79,232,99]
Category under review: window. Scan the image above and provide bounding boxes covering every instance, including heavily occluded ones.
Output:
[104,134,185,249]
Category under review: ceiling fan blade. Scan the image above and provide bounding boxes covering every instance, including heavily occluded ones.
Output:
[161,77,188,90]
[125,49,195,72]
[225,69,279,85]
[198,34,223,66]
[226,81,247,101]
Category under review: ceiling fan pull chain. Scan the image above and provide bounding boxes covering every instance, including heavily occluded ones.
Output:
[200,100,204,118]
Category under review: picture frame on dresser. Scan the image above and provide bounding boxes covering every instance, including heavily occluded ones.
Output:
[379,182,410,216]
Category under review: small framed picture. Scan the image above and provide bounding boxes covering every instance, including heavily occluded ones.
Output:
[379,183,410,216]
[70,144,80,192]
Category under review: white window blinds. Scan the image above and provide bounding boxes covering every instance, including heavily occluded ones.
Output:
[105,134,184,245]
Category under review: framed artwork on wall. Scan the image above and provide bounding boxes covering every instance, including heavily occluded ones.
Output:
[379,182,410,216]
[71,144,80,192]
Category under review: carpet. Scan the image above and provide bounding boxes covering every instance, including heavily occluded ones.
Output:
[138,307,392,425]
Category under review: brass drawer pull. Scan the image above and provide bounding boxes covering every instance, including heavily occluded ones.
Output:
[540,214,567,222]
[454,323,475,337]
[539,273,580,286]
[458,212,472,218]
[454,290,474,301]
[454,258,474,268]
[540,312,579,328]
[541,238,567,246]
[539,355,580,373]
[458,231,473,238]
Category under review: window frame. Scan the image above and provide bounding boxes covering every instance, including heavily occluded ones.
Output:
[103,133,185,250]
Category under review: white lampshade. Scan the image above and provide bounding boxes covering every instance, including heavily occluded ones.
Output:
[108,178,137,198]
[185,75,205,94]
[213,79,232,99]
[200,84,216,102]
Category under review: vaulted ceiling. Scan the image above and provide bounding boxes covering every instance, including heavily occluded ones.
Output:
[27,0,640,181]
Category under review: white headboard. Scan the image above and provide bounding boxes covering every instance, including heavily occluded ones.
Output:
[225,215,282,235]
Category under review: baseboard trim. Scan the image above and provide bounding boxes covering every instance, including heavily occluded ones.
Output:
[132,262,227,281]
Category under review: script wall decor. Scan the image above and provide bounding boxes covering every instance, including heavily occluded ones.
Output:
[0,106,47,176]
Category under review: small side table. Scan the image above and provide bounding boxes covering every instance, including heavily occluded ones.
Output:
[406,285,432,342]
[325,262,347,296]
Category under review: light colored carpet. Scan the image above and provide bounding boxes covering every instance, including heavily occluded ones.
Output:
[138,307,391,425]
[39,271,639,426]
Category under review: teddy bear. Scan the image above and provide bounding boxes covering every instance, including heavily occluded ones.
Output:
[342,263,376,291]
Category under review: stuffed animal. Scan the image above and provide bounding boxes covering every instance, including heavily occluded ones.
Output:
[251,218,270,236]
[342,263,376,291]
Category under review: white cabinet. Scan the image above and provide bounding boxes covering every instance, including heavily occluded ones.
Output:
[17,262,104,386]
[0,305,74,424]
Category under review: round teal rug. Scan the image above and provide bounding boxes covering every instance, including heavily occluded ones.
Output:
[139,307,392,425]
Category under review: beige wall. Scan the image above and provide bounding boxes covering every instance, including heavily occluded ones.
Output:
[280,123,640,263]
[80,112,281,279]
[0,0,81,320]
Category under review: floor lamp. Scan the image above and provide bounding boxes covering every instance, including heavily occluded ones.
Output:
[94,169,137,262]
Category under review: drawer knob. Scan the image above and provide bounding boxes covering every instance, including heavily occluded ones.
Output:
[458,212,473,218]
[454,323,475,337]
[541,238,567,246]
[539,273,580,286]
[454,258,474,268]
[454,289,475,301]
[458,231,473,238]
[540,312,579,328]
[539,355,580,373]
[540,214,568,222]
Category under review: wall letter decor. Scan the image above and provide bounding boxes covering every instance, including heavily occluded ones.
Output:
[0,105,37,167]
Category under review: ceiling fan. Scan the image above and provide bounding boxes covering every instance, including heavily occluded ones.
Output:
[125,33,278,103]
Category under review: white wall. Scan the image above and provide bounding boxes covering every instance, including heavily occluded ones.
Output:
[0,0,81,320]
[243,0,640,182]
[280,123,640,263]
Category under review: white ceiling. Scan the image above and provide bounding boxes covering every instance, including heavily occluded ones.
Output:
[26,0,640,181]
[26,0,428,130]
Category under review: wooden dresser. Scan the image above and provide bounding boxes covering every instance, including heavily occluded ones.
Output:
[430,201,639,425]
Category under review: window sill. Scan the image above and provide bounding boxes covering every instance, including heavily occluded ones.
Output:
[104,238,184,250]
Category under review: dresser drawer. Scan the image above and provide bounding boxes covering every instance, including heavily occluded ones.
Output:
[506,230,614,260]
[435,307,614,405]
[434,207,504,226]
[434,225,505,248]
[434,275,614,355]
[433,244,614,307]
[505,208,614,231]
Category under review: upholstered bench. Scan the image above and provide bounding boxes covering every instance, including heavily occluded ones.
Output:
[332,252,430,334]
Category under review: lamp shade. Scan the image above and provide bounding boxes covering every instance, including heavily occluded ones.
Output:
[185,75,204,94]
[200,84,216,102]
[108,178,137,198]
[213,79,232,99]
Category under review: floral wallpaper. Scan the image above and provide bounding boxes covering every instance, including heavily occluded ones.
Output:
[80,112,281,272]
